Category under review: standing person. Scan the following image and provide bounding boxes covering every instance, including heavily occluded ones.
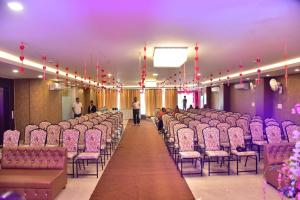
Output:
[183,96,187,110]
[132,97,140,125]
[72,97,82,118]
[87,100,97,113]
[157,108,167,131]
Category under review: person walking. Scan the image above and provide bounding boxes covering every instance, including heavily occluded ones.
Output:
[72,97,82,118]
[183,96,187,110]
[132,97,140,125]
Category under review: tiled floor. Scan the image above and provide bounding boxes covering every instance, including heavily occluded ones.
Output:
[56,121,285,200]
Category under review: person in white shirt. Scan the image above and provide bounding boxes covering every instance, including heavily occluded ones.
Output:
[72,97,82,118]
[132,97,140,125]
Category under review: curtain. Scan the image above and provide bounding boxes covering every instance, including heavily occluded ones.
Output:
[165,89,177,109]
[120,89,140,109]
[105,89,117,109]
[97,89,105,109]
[145,89,162,116]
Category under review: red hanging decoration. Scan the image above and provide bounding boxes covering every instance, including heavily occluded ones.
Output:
[42,56,47,80]
[239,65,243,84]
[226,68,230,86]
[284,45,288,86]
[194,42,200,81]
[65,67,69,83]
[256,58,261,85]
[19,42,25,73]
[55,64,59,79]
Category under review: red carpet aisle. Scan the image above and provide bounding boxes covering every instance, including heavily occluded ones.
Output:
[90,119,194,200]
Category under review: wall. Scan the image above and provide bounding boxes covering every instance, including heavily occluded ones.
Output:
[229,83,256,116]
[272,74,300,124]
[211,90,220,110]
[14,79,62,134]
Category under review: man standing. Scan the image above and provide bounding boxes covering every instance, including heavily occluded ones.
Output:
[183,96,187,110]
[132,97,140,125]
[72,97,82,118]
[87,100,97,113]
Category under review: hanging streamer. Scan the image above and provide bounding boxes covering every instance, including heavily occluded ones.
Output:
[239,65,243,84]
[19,42,25,73]
[65,67,69,83]
[256,58,261,85]
[194,43,200,81]
[55,64,59,79]
[284,45,288,87]
[42,56,47,80]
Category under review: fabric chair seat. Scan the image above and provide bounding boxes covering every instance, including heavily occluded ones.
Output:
[46,144,59,147]
[231,150,256,156]
[205,150,229,157]
[244,135,251,140]
[107,139,112,143]
[168,138,174,143]
[179,151,201,159]
[253,140,267,146]
[220,142,230,147]
[100,144,106,150]
[67,152,78,159]
[76,152,100,160]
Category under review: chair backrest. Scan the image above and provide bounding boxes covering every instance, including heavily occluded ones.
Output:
[217,114,227,123]
[94,124,108,146]
[236,118,250,135]
[173,123,188,143]
[78,116,85,123]
[177,128,195,152]
[194,115,204,121]
[82,121,94,129]
[85,129,102,152]
[90,118,99,125]
[228,127,245,150]
[74,124,88,145]
[266,125,282,144]
[265,118,276,124]
[63,129,80,152]
[196,123,209,145]
[203,127,220,151]
[58,121,71,131]
[30,129,47,147]
[46,124,61,145]
[24,124,39,145]
[281,120,294,139]
[83,115,89,121]
[183,117,193,126]
[252,115,262,120]
[200,117,210,123]
[285,124,300,142]
[266,121,280,127]
[68,119,78,127]
[217,122,231,144]
[208,119,220,127]
[211,113,219,120]
[168,120,180,138]
[101,121,113,140]
[39,121,51,130]
[3,130,20,148]
[226,116,236,127]
[250,121,264,141]
[188,120,200,132]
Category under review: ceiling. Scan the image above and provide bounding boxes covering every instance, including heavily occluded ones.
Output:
[0,0,300,85]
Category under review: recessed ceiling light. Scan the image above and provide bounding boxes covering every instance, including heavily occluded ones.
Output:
[197,73,201,76]
[153,47,188,68]
[295,68,300,72]
[107,73,112,77]
[38,75,43,78]
[246,77,250,80]
[12,69,19,73]
[266,74,270,77]
[7,1,24,12]
[153,73,158,76]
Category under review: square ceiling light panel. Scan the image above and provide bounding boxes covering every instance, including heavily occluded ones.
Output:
[153,47,188,68]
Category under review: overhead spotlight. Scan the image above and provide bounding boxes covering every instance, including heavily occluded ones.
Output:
[7,1,24,12]
[246,77,250,80]
[197,73,201,76]
[38,75,43,78]
[153,73,158,76]
[107,73,112,77]
[295,68,300,72]
[12,69,19,73]
[266,74,270,77]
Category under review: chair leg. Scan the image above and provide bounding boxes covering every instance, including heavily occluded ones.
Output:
[227,156,230,175]
[208,157,211,176]
[255,155,258,174]
[258,145,261,162]
[96,158,99,178]
[236,156,239,175]
[72,157,75,178]
[245,156,248,167]
[180,158,183,177]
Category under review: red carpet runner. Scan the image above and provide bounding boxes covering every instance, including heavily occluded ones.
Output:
[90,119,194,200]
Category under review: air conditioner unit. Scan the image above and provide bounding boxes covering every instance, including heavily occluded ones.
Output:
[49,82,64,91]
[234,83,250,90]
[211,87,219,92]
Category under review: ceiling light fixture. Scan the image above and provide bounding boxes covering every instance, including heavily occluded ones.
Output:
[201,57,300,85]
[12,69,19,73]
[7,1,24,12]
[266,74,270,77]
[37,75,43,79]
[107,73,112,77]
[153,73,158,76]
[295,68,300,72]
[153,47,188,68]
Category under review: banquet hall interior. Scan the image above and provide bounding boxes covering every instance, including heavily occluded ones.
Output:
[0,1,300,200]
